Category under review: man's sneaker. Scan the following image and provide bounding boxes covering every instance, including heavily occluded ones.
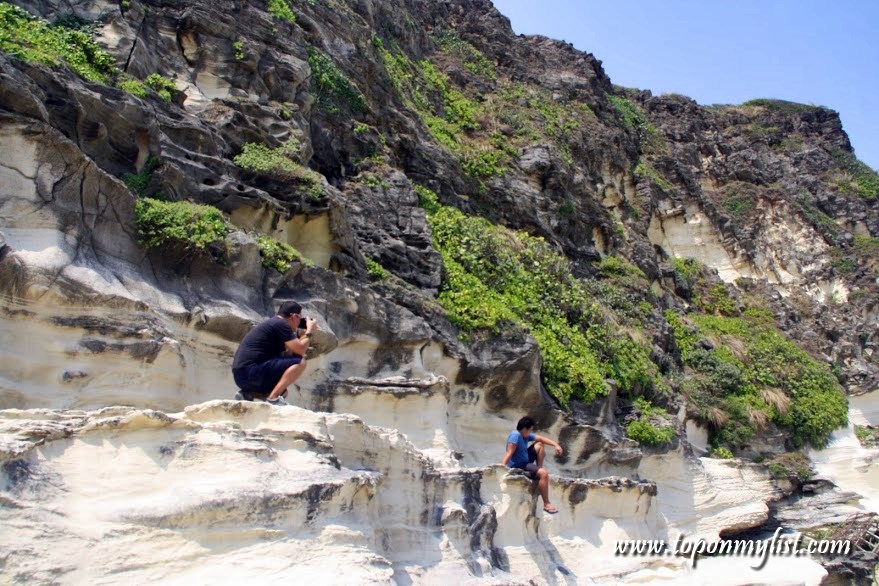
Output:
[266,396,290,407]
[234,390,254,401]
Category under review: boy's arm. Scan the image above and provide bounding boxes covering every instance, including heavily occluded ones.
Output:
[501,442,516,466]
[533,435,564,455]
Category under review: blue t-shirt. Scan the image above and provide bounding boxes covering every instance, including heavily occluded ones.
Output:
[507,430,536,468]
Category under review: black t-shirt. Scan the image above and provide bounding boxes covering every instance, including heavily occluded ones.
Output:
[232,317,296,369]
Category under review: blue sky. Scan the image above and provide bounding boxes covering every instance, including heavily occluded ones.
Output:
[491,0,879,171]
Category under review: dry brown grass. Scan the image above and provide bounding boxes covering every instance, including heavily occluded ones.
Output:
[708,406,729,428]
[761,387,791,415]
[748,408,770,431]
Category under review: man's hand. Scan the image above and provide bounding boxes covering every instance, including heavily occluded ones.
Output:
[304,317,318,334]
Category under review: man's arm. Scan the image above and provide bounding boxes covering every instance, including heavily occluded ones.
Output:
[284,318,317,356]
[501,442,516,466]
[533,435,564,456]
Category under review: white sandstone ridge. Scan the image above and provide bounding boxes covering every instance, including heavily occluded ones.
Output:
[648,198,848,303]
[2,402,663,584]
[810,389,879,514]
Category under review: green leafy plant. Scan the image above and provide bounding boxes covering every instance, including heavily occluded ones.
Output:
[267,0,295,22]
[234,141,299,174]
[121,156,159,195]
[118,73,176,101]
[765,452,812,481]
[365,258,388,280]
[424,201,663,406]
[667,310,848,448]
[359,173,389,189]
[256,236,308,272]
[414,185,441,215]
[598,255,646,279]
[854,425,879,448]
[671,257,702,288]
[232,40,245,60]
[608,94,664,152]
[307,47,367,114]
[435,30,495,80]
[710,447,734,459]
[0,2,116,82]
[134,198,231,261]
[634,161,673,191]
[626,398,675,446]
[829,147,879,200]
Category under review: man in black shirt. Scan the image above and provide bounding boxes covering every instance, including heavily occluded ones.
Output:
[232,301,317,406]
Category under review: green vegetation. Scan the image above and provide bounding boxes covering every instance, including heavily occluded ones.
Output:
[855,425,879,448]
[376,36,592,181]
[693,283,737,316]
[795,193,839,237]
[233,140,325,200]
[134,198,230,261]
[559,197,576,217]
[267,0,295,22]
[745,123,778,138]
[358,173,389,189]
[598,255,646,279]
[365,258,388,280]
[853,235,879,257]
[721,194,754,219]
[634,161,673,191]
[765,452,812,481]
[435,30,495,80]
[232,40,245,60]
[741,99,816,114]
[0,2,116,82]
[256,236,309,272]
[121,156,159,195]
[671,257,702,288]
[307,47,367,114]
[667,310,848,448]
[414,184,441,215]
[607,94,664,152]
[422,192,662,406]
[626,398,675,446]
[829,148,879,200]
[234,140,300,174]
[710,447,734,459]
[119,73,177,102]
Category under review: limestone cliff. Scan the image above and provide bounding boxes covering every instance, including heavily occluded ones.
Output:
[0,0,877,583]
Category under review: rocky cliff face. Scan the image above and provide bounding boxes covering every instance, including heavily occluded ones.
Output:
[1,0,877,583]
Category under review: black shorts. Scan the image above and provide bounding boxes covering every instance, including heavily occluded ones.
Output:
[232,356,302,393]
[513,443,539,475]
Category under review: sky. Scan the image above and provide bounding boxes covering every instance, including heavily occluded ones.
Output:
[491,0,879,171]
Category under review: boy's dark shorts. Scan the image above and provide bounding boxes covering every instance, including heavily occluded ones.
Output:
[233,356,302,393]
[512,443,540,477]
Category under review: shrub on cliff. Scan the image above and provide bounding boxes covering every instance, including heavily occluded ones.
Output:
[307,47,367,114]
[134,198,231,262]
[0,2,115,82]
[256,236,309,273]
[234,140,325,200]
[667,309,848,448]
[421,186,663,406]
[626,398,675,446]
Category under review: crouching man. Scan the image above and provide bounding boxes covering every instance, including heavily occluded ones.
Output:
[501,416,564,514]
[232,301,317,406]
